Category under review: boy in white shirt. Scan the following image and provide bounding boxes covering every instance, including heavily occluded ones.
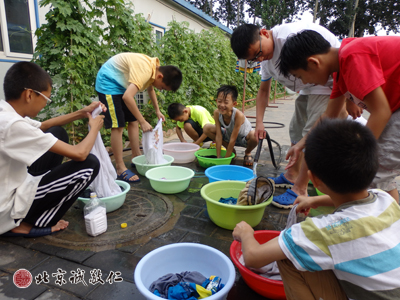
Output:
[0,62,105,237]
[230,23,350,208]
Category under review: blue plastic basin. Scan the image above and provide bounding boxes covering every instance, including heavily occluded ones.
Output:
[205,165,255,183]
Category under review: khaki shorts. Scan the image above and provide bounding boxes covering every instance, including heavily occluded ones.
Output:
[371,108,400,191]
[289,94,330,144]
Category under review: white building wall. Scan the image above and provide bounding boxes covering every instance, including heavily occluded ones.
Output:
[131,0,217,33]
[0,0,228,100]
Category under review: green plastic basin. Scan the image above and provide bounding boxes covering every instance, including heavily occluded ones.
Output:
[145,166,195,194]
[200,181,273,230]
[315,188,325,196]
[195,149,235,169]
[131,154,174,176]
[77,180,130,213]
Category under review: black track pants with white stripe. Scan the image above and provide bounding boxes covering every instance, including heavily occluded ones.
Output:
[23,127,100,228]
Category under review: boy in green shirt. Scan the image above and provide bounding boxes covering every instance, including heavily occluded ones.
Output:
[167,103,215,146]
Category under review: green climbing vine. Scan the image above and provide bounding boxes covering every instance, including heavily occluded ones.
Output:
[33,0,284,145]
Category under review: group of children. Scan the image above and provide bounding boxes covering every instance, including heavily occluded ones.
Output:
[0,52,256,238]
[167,85,258,166]
[231,23,400,299]
[1,19,400,299]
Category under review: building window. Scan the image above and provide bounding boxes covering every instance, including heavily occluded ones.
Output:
[0,0,36,58]
[155,30,163,44]
[135,92,144,110]
[151,24,164,45]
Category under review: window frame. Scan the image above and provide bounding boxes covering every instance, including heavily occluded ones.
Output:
[149,22,165,44]
[0,0,38,59]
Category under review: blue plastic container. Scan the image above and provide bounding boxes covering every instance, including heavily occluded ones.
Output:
[205,165,255,183]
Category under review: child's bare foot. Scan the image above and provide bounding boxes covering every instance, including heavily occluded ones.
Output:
[10,222,33,234]
[51,220,69,232]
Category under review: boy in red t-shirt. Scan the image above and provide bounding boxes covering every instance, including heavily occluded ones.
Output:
[277,30,400,203]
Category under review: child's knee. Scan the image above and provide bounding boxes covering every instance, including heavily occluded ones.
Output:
[183,122,194,132]
[203,124,214,134]
[47,126,68,143]
[86,154,100,175]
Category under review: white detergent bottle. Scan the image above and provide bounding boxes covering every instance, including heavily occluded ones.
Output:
[84,192,107,237]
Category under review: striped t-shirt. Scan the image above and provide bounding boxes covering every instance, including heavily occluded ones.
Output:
[279,189,400,300]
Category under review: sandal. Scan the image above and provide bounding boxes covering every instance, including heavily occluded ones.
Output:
[243,154,254,166]
[117,169,140,183]
[268,173,294,189]
[272,189,306,209]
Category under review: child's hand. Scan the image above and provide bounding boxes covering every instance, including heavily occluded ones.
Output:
[140,120,153,132]
[294,195,316,216]
[156,111,165,122]
[88,113,104,132]
[82,101,107,115]
[232,221,254,242]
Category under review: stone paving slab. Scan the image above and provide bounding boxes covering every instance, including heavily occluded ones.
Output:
[35,288,83,300]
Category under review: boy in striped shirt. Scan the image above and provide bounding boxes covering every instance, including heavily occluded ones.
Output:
[233,119,400,300]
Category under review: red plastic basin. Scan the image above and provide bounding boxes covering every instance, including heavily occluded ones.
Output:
[230,230,286,300]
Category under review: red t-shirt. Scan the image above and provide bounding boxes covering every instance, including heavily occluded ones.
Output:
[330,36,400,113]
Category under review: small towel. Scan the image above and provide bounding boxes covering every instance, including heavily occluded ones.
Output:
[237,176,275,206]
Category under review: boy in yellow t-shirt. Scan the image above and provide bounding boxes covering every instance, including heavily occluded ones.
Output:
[167,103,215,146]
[96,53,182,183]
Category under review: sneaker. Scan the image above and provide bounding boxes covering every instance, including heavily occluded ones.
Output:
[268,173,294,189]
[272,189,298,209]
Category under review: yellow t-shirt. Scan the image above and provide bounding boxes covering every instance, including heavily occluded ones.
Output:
[95,53,159,94]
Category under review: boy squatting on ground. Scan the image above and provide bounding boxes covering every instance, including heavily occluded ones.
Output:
[203,85,258,166]
[278,30,400,203]
[95,53,182,183]
[167,103,215,146]
[230,23,356,208]
[0,62,105,238]
[233,119,400,300]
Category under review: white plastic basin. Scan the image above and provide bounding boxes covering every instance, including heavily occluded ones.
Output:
[134,243,235,300]
[162,142,200,163]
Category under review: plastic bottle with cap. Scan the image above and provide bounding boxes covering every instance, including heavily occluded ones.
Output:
[84,192,107,236]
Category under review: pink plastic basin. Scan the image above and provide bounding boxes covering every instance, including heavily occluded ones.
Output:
[163,142,200,163]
